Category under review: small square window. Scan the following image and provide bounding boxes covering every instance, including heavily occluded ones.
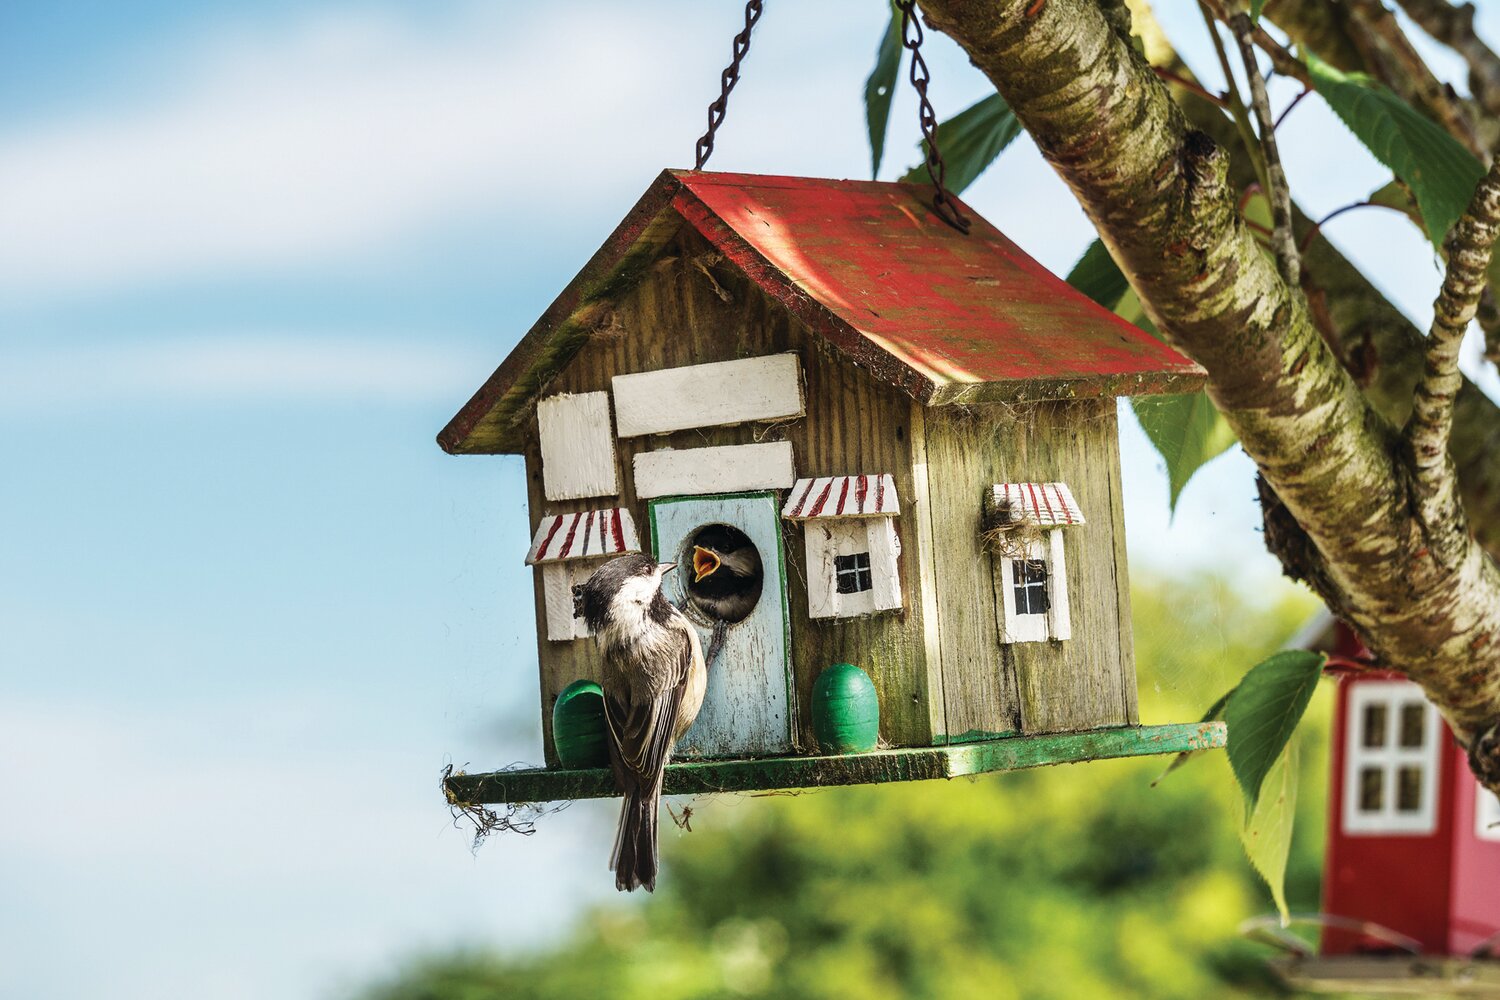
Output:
[1359,767,1384,812]
[1362,703,1387,748]
[1012,559,1050,615]
[835,552,873,594]
[1399,703,1426,748]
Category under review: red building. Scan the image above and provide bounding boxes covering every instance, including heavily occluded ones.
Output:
[1314,619,1500,961]
[1324,670,1500,955]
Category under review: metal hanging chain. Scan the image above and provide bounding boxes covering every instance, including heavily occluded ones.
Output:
[694,0,765,170]
[898,0,971,234]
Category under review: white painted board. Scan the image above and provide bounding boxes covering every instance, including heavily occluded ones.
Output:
[650,493,792,758]
[1046,527,1071,641]
[541,562,596,641]
[867,517,904,612]
[538,391,618,501]
[633,441,796,499]
[612,353,803,437]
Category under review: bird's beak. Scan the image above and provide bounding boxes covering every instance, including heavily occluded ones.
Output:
[656,561,677,576]
[692,545,721,583]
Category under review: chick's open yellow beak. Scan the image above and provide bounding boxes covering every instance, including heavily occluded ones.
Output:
[692,545,721,583]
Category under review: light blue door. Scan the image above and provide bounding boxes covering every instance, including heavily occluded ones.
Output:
[649,492,793,759]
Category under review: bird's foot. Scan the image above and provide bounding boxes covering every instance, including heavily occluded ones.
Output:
[705,618,729,666]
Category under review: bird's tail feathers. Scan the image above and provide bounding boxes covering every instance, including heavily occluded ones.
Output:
[610,778,661,892]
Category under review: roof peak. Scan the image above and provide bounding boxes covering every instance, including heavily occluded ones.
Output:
[439,169,1203,454]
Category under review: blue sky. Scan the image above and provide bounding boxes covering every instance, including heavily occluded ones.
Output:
[3,3,1497,998]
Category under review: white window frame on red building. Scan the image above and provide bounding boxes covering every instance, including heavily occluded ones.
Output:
[1343,680,1441,836]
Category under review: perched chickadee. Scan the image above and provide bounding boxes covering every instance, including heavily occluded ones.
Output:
[579,553,708,892]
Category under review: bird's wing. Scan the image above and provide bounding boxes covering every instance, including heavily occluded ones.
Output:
[603,619,696,785]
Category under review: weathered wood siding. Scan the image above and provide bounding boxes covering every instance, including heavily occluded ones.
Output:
[922,400,1137,739]
[523,226,942,765]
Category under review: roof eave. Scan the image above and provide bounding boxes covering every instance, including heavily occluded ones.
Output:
[925,365,1208,406]
[437,169,690,455]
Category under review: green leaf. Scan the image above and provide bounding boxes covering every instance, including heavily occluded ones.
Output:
[1250,0,1267,23]
[1224,650,1325,809]
[1240,735,1299,924]
[1064,239,1130,310]
[1066,240,1237,511]
[1152,689,1232,787]
[1305,49,1485,246]
[900,92,1021,194]
[863,3,904,178]
[1132,392,1238,512]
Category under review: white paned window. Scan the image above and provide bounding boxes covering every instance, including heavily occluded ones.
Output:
[1343,681,1441,835]
[1477,783,1500,841]
[987,483,1080,644]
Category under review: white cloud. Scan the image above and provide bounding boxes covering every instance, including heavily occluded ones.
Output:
[0,335,489,408]
[0,4,699,301]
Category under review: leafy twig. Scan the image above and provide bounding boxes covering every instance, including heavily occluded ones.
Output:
[1273,88,1309,132]
[1152,66,1229,109]
[1198,2,1270,198]
[1296,199,1410,253]
[1231,12,1299,287]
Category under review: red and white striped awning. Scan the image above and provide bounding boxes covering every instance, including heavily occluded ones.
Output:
[987,482,1085,527]
[782,474,899,520]
[525,508,641,565]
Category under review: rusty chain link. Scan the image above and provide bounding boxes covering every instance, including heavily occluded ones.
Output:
[689,0,967,235]
[694,0,764,170]
[898,0,971,234]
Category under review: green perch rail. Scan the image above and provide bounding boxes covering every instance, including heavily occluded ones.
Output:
[444,721,1227,805]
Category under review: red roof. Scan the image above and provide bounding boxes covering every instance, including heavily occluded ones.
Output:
[440,170,1203,454]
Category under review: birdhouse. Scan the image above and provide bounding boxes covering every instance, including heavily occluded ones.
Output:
[1256,617,1500,994]
[440,170,1226,805]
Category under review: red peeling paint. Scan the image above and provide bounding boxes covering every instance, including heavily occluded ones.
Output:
[439,169,1204,454]
[673,171,1200,393]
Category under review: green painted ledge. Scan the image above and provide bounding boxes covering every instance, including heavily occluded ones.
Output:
[444,721,1227,805]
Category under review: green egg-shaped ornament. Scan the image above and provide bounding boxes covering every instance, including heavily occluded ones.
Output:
[811,662,879,754]
[552,679,609,769]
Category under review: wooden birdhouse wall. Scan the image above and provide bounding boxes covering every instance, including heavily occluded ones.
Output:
[919,402,1138,740]
[524,225,943,766]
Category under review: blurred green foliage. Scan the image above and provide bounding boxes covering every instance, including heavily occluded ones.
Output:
[362,576,1338,1000]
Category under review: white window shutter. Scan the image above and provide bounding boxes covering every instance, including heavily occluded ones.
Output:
[1046,528,1071,641]
[866,517,903,612]
[538,392,618,501]
[541,563,577,642]
[804,523,839,619]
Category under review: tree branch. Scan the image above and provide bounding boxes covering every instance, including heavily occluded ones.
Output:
[918,0,1500,788]
[1268,0,1498,152]
[1394,0,1500,120]
[1406,155,1500,546]
[1346,0,1484,158]
[1230,12,1299,287]
[1185,0,1500,557]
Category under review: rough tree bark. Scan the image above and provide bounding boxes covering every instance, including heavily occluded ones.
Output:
[915,0,1500,788]
[1132,3,1500,563]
